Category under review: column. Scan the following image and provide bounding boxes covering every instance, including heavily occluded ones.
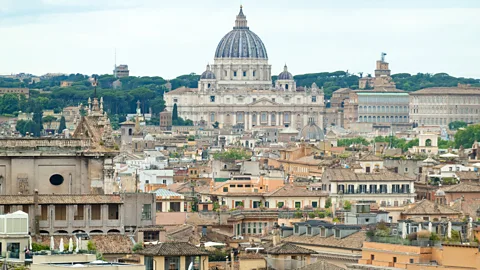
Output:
[248,113,253,130]
[268,113,272,126]
[279,112,283,126]
[233,113,237,125]
[276,113,280,126]
[256,113,260,126]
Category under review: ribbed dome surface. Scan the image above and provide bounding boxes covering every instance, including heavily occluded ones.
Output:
[299,119,325,141]
[214,6,268,59]
[278,65,293,80]
[200,65,216,79]
[215,30,268,59]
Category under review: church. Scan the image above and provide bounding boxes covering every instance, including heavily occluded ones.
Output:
[164,6,324,131]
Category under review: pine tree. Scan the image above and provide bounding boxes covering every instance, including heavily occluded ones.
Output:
[172,103,178,121]
[32,105,43,137]
[58,116,66,134]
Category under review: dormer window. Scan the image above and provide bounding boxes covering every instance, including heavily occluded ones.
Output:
[294,225,299,234]
[334,229,341,238]
[307,226,312,235]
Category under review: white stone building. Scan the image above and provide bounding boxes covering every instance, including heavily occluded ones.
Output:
[164,6,324,130]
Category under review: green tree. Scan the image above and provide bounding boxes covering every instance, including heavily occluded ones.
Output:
[172,103,178,121]
[454,124,480,148]
[32,105,43,137]
[0,93,19,114]
[42,115,57,129]
[212,121,219,129]
[58,116,67,133]
[343,200,351,210]
[448,121,467,130]
[324,198,331,209]
[16,120,35,136]
[212,149,252,162]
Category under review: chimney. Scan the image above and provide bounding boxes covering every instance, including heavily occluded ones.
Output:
[159,227,166,242]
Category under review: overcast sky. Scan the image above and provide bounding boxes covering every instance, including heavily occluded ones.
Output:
[0,0,479,79]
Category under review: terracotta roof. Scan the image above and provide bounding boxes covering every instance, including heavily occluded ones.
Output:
[265,242,316,255]
[265,185,328,197]
[0,194,122,205]
[138,242,209,256]
[455,171,480,181]
[359,153,383,161]
[238,253,265,260]
[323,168,414,182]
[165,87,197,95]
[91,234,133,254]
[410,87,480,95]
[282,231,366,250]
[402,199,461,215]
[443,182,480,193]
[296,259,346,270]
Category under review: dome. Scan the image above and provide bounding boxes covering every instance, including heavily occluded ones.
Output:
[298,118,324,141]
[200,64,216,80]
[214,6,268,59]
[144,134,154,141]
[278,64,293,80]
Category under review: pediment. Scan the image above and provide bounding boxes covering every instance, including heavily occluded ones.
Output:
[249,97,279,106]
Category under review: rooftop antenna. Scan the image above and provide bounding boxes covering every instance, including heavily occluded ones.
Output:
[381,52,387,62]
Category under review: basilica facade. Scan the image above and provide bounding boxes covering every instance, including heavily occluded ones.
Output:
[164,6,324,130]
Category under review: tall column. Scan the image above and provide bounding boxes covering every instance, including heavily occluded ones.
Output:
[256,113,260,126]
[268,113,272,126]
[276,113,280,126]
[248,113,253,130]
[279,112,283,127]
[233,113,237,125]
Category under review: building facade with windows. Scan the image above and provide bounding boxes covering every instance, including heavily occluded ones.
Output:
[344,90,411,132]
[164,7,324,130]
[323,156,416,209]
[0,192,155,235]
[409,85,480,127]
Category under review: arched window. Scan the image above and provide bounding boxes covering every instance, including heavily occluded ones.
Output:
[425,139,432,147]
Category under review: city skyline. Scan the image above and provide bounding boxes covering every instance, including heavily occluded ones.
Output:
[0,0,480,79]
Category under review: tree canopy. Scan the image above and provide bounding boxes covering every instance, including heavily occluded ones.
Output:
[454,124,480,148]
[212,149,252,162]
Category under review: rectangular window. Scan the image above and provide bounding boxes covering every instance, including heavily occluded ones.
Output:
[237,184,244,188]
[223,187,228,192]
[74,205,84,220]
[253,98,256,102]
[295,202,301,208]
[143,256,153,270]
[253,71,256,77]
[277,202,284,208]
[210,96,215,102]
[142,204,152,220]
[312,96,317,102]
[55,205,67,220]
[108,204,119,220]
[170,202,181,212]
[234,71,237,77]
[272,98,276,102]
[40,205,48,220]
[312,201,318,208]
[243,71,247,77]
[409,258,414,264]
[91,205,101,220]
[173,98,178,103]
